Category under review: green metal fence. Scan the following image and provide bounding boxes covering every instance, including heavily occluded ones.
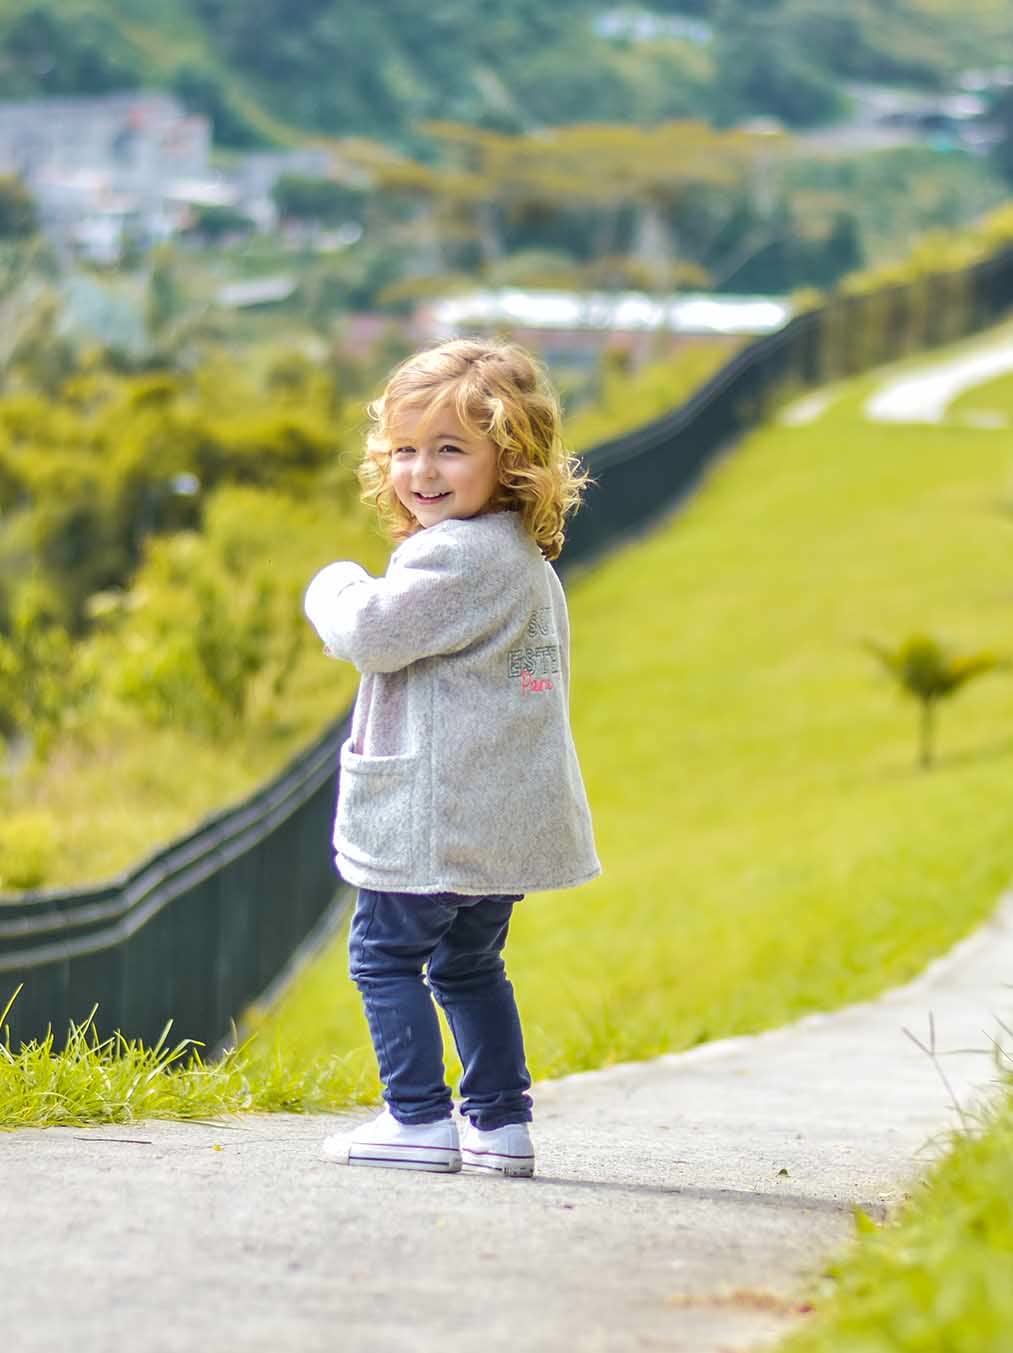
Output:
[1,713,350,1049]
[3,245,1013,1052]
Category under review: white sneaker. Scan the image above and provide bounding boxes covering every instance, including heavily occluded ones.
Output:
[460,1121,535,1177]
[321,1108,461,1173]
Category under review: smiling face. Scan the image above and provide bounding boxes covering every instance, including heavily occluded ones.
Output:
[388,399,501,527]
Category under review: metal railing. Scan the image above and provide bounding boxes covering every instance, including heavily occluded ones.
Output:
[1,713,351,1048]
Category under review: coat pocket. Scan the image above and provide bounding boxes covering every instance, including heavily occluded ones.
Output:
[334,737,416,875]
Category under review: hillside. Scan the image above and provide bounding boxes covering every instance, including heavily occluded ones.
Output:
[1,0,1011,152]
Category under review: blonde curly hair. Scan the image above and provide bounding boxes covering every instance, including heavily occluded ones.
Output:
[358,338,591,561]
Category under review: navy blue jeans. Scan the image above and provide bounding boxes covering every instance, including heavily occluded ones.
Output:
[348,888,533,1131]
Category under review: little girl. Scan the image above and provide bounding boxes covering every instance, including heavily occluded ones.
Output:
[303,338,600,1177]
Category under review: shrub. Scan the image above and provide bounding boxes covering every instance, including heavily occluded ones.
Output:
[865,635,1003,768]
[0,811,54,891]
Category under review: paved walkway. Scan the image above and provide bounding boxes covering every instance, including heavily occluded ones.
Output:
[779,325,1013,427]
[864,333,1013,423]
[4,890,1012,1353]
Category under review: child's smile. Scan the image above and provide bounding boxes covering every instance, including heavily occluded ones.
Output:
[389,402,499,525]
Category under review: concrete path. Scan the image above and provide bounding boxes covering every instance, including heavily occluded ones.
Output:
[778,326,1013,427]
[865,335,1013,423]
[779,389,837,426]
[4,891,1012,1353]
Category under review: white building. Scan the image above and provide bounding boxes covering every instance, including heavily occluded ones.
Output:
[0,91,215,261]
[420,288,792,366]
[0,92,367,262]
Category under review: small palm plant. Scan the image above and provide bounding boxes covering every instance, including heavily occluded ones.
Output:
[865,634,1002,769]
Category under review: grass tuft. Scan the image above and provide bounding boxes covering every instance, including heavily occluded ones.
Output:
[0,986,377,1130]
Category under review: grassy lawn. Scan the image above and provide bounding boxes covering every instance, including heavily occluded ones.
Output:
[563,338,742,447]
[947,369,1013,426]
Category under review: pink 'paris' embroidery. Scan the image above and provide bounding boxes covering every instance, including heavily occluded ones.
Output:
[521,668,553,694]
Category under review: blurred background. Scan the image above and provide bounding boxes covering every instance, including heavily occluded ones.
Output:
[2,1,1011,389]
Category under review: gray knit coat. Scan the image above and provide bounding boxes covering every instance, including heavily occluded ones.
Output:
[303,510,601,896]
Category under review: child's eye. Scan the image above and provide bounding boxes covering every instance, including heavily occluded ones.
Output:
[439,443,462,454]
[393,446,414,456]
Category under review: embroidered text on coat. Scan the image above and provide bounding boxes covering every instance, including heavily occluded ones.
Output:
[508,644,560,679]
[508,608,561,690]
[527,607,553,638]
[521,668,554,694]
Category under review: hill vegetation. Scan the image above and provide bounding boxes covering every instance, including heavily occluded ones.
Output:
[2,1,1009,326]
[1,0,1011,151]
[0,0,1010,370]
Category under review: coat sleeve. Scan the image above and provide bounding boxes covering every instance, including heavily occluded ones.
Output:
[303,531,502,674]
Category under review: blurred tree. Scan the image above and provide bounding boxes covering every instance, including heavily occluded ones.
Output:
[0,177,38,240]
[820,212,864,284]
[1,0,1008,150]
[182,203,257,243]
[7,290,77,395]
[413,119,778,286]
[0,580,81,755]
[89,489,315,735]
[170,62,266,148]
[865,634,1002,768]
[990,85,1013,188]
[0,6,139,95]
[710,0,844,127]
[145,245,184,343]
[0,347,371,758]
[272,174,366,225]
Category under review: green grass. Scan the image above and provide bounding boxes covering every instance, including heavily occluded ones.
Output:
[948,370,1013,426]
[564,339,742,451]
[0,987,377,1129]
[779,1074,1013,1353]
